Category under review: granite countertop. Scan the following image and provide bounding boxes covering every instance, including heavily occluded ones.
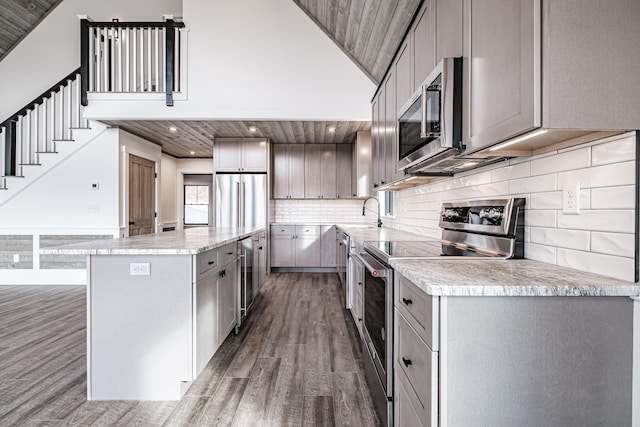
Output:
[337,225,437,244]
[391,258,640,297]
[39,227,265,256]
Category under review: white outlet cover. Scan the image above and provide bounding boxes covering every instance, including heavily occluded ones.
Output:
[562,182,581,215]
[13,254,19,263]
[130,263,151,276]
[88,204,99,213]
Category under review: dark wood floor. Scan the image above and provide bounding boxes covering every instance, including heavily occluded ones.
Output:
[0,273,380,426]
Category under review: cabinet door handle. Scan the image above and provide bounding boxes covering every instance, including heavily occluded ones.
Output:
[258,246,263,250]
[226,252,234,255]
[402,298,413,306]
[402,357,412,367]
[358,318,362,321]
[208,261,215,265]
[358,282,362,286]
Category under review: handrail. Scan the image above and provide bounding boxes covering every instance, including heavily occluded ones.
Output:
[2,69,81,177]
[1,68,81,127]
[80,18,185,107]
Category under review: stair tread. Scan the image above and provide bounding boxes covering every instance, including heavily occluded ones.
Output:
[18,163,42,166]
[69,127,91,130]
[35,151,59,154]
[52,139,74,142]
[2,175,25,178]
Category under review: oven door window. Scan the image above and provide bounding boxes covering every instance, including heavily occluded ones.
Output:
[364,270,386,368]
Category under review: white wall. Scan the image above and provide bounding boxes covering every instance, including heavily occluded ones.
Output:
[0,0,182,122]
[83,0,375,121]
[0,126,120,230]
[383,132,637,282]
[160,154,178,227]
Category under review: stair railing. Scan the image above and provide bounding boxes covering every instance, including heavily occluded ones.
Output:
[1,69,84,182]
[80,18,186,107]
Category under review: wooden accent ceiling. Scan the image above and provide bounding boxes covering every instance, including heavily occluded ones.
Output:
[293,0,422,84]
[0,0,63,61]
[104,120,371,158]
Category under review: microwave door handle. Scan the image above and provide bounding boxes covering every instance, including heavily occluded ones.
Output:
[420,84,428,139]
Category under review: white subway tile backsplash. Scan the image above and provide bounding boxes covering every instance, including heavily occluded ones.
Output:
[591,186,635,209]
[509,174,557,194]
[526,210,557,227]
[557,161,634,189]
[524,243,557,264]
[530,191,562,209]
[557,249,635,282]
[591,135,635,166]
[530,147,590,176]
[529,227,590,251]
[591,232,635,258]
[491,162,531,182]
[557,210,634,233]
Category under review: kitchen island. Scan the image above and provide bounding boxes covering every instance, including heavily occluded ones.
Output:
[41,227,263,400]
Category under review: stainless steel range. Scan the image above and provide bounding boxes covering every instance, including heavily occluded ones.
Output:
[356,198,525,426]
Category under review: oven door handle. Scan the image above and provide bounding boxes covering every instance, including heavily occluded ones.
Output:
[353,252,387,278]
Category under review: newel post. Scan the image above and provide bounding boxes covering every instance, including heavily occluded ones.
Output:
[165,17,175,107]
[79,16,90,107]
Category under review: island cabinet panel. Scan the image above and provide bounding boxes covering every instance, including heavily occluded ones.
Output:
[217,258,238,343]
[195,260,218,375]
[88,255,193,400]
[320,225,337,267]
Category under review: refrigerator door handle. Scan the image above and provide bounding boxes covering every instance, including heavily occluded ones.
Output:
[236,181,241,228]
[241,182,246,228]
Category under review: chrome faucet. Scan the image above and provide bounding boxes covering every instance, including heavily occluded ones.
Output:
[362,196,382,228]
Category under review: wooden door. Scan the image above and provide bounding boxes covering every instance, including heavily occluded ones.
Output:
[129,154,156,236]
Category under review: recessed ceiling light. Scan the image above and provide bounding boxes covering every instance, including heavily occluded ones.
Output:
[328,127,336,132]
[249,126,257,132]
[190,151,195,155]
[169,126,177,132]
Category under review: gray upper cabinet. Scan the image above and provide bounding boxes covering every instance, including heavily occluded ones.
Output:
[384,70,403,183]
[463,0,540,152]
[214,138,268,173]
[272,144,305,199]
[371,96,381,190]
[463,0,640,156]
[412,0,435,92]
[336,144,355,199]
[395,39,413,115]
[435,0,463,64]
[304,144,337,199]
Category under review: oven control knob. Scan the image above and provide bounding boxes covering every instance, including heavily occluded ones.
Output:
[371,270,379,277]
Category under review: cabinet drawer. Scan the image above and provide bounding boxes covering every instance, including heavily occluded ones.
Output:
[395,273,439,351]
[295,225,320,235]
[196,249,218,280]
[271,225,295,236]
[219,242,237,266]
[395,370,424,427]
[395,311,438,425]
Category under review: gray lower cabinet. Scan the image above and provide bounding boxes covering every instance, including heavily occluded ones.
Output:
[270,224,337,268]
[393,273,633,426]
[320,225,336,267]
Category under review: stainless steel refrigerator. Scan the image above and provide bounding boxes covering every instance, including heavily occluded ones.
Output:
[215,173,267,228]
[215,173,267,330]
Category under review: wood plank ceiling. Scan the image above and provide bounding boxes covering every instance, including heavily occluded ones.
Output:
[293,0,422,84]
[0,0,63,61]
[104,120,371,158]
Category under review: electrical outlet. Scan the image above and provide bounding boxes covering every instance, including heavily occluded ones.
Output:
[129,263,151,276]
[562,182,581,215]
[88,204,99,214]
[13,254,19,263]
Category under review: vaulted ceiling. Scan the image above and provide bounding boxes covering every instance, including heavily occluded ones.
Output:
[0,0,63,61]
[293,0,422,84]
[2,0,420,156]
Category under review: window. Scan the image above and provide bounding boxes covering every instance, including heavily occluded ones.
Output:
[184,185,210,225]
[379,191,393,217]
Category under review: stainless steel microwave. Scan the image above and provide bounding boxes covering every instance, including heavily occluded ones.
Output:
[397,57,463,171]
